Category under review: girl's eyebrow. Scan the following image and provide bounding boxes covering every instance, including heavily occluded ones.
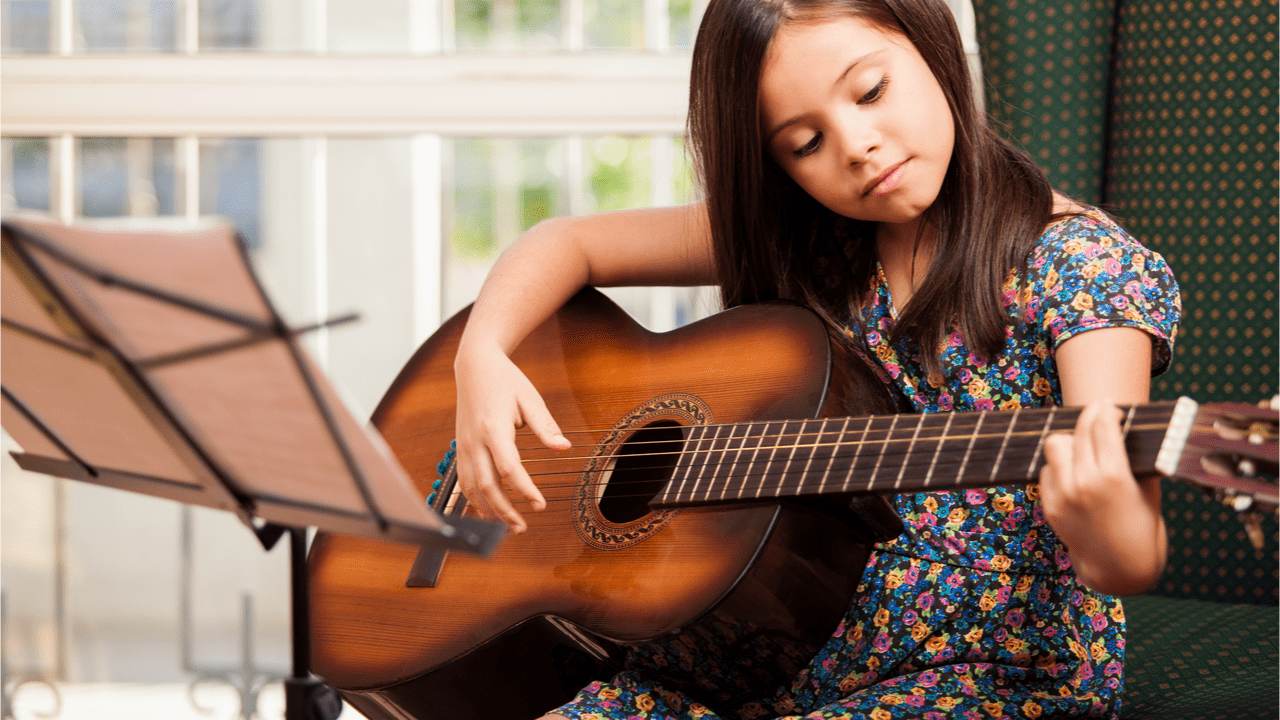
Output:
[764,49,885,143]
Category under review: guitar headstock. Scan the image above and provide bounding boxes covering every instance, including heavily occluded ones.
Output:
[1156,396,1279,549]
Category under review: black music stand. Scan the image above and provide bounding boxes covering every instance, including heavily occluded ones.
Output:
[0,217,504,720]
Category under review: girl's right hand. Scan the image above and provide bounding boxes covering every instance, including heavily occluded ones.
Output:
[453,340,570,532]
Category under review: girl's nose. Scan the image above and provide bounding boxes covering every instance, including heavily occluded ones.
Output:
[836,115,881,166]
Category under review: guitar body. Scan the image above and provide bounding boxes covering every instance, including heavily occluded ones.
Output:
[308,288,901,719]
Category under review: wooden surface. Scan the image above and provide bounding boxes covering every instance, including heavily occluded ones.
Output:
[307,289,837,690]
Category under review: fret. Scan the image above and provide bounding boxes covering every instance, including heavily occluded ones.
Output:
[988,408,1021,483]
[841,415,876,492]
[740,421,770,501]
[920,412,981,490]
[775,419,807,497]
[1120,404,1137,438]
[865,415,899,492]
[756,420,790,498]
[703,422,733,503]
[955,412,984,487]
[1026,406,1056,477]
[715,422,741,500]
[893,414,927,490]
[654,401,1176,509]
[688,423,725,503]
[923,412,956,489]
[664,424,706,504]
[717,422,748,502]
[816,416,850,495]
[791,418,829,497]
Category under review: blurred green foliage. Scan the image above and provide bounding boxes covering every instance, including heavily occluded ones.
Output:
[588,136,649,213]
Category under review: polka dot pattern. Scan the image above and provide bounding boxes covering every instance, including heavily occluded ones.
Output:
[1107,0,1278,605]
[1122,594,1280,717]
[1109,0,1277,408]
[974,0,1116,202]
[972,0,1278,604]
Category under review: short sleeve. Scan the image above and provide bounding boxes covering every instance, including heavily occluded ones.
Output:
[1030,211,1181,375]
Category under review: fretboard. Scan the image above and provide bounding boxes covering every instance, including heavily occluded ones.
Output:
[651,402,1178,508]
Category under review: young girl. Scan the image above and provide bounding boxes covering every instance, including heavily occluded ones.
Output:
[451,0,1181,717]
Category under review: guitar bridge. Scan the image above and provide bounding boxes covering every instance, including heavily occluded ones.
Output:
[407,444,470,588]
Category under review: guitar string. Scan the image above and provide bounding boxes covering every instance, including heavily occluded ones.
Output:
[487,402,1193,439]
[515,420,1132,478]
[431,420,1179,506]
[437,412,1175,492]
[436,453,1274,513]
[426,410,1247,509]
[502,404,1186,457]
[443,441,1122,509]
[482,410,1176,470]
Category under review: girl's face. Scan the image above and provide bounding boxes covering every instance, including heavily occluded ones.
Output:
[759,16,955,231]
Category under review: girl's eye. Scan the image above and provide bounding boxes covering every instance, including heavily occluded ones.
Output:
[859,76,889,104]
[793,133,823,159]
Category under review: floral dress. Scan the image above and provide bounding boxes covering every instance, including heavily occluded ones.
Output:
[553,209,1181,720]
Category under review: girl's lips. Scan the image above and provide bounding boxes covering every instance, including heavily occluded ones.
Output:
[866,162,906,196]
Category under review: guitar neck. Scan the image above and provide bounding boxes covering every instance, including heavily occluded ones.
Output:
[653,401,1182,507]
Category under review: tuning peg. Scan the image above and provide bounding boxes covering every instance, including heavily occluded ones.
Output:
[1236,457,1258,478]
[1240,509,1266,551]
[1222,494,1272,551]
[1248,422,1272,446]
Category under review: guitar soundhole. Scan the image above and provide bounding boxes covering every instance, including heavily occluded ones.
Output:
[598,420,684,524]
[574,392,704,549]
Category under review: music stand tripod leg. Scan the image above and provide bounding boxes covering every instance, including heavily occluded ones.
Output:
[283,526,342,720]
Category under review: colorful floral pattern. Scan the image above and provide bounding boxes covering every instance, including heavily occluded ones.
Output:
[553,209,1180,720]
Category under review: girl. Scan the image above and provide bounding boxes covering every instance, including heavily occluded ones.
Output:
[452,0,1181,717]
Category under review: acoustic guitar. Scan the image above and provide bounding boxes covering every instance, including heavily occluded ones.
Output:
[306,287,1278,720]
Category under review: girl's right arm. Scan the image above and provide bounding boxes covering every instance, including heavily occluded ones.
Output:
[453,201,716,531]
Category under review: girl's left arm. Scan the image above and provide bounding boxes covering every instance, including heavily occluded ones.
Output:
[1039,325,1168,596]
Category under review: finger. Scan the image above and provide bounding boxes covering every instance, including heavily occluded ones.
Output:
[1040,432,1073,506]
[1088,401,1128,474]
[489,434,547,514]
[1042,432,1073,479]
[1070,401,1105,483]
[455,430,519,523]
[473,444,530,533]
[517,390,570,451]
[454,447,498,522]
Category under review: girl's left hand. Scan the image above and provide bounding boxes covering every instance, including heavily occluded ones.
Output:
[1039,399,1167,596]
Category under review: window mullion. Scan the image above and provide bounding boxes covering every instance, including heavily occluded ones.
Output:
[0,140,12,213]
[411,0,443,53]
[643,0,670,53]
[440,0,456,52]
[562,0,584,51]
[310,136,330,367]
[649,133,676,331]
[412,134,444,343]
[125,138,155,216]
[181,0,199,53]
[312,0,329,53]
[493,139,520,252]
[54,0,72,54]
[691,0,708,42]
[566,134,585,215]
[52,133,75,221]
[179,135,199,222]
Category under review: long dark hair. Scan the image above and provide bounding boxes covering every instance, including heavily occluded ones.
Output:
[688,0,1055,373]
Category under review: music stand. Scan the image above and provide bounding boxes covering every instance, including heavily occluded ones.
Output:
[0,216,504,719]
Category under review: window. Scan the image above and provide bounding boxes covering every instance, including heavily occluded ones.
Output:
[0,1,980,713]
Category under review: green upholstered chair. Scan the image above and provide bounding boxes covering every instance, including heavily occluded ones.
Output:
[973,0,1279,717]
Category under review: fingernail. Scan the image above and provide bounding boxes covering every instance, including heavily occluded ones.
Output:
[552,434,570,448]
